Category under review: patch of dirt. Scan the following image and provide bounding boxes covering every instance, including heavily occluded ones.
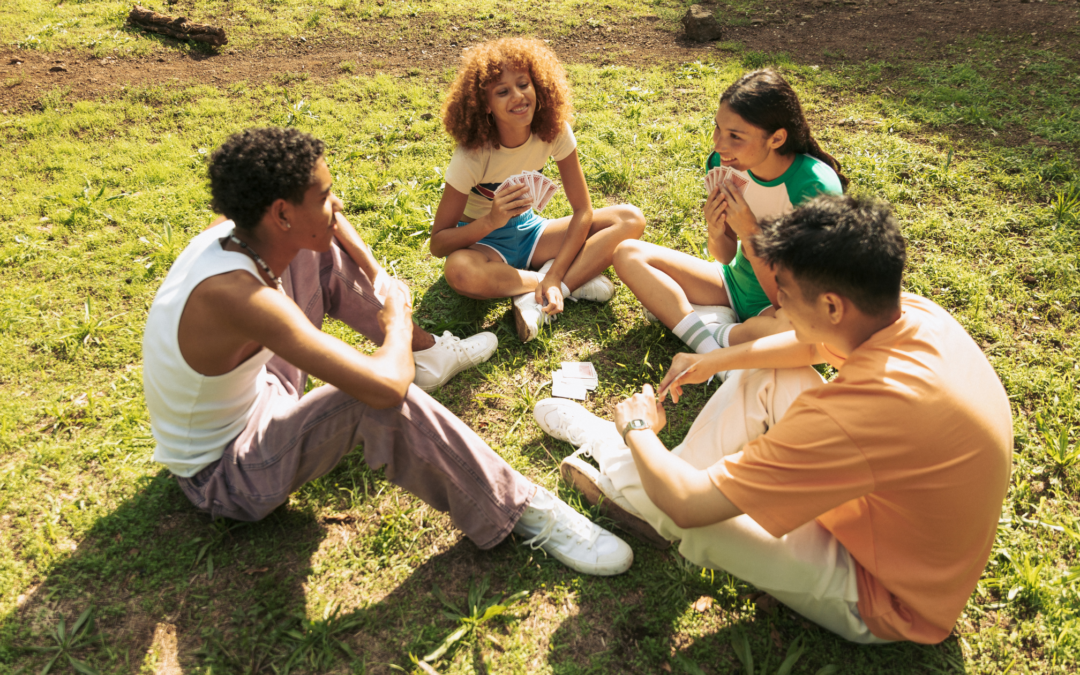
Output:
[0,0,1077,112]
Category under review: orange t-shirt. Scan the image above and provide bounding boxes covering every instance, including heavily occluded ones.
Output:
[709,293,1012,643]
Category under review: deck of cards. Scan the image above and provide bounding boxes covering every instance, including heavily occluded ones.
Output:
[494,170,558,213]
[551,361,598,401]
[704,165,750,197]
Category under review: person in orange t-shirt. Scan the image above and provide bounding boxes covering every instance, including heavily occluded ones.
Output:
[530,195,1012,644]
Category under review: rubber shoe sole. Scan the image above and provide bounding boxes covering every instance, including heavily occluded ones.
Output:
[560,455,671,550]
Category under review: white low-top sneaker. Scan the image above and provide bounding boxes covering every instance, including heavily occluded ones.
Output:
[412,331,498,393]
[513,487,633,576]
[690,303,738,327]
[512,291,552,343]
[533,397,620,449]
[570,275,615,303]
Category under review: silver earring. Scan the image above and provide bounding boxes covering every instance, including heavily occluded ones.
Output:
[282,219,291,230]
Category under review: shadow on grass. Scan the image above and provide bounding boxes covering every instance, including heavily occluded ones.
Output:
[1,464,544,673]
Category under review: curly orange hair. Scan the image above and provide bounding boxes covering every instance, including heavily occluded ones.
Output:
[442,37,573,151]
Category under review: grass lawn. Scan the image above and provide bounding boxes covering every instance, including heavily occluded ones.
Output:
[1,2,1079,673]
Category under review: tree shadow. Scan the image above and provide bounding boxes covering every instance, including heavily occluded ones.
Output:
[0,460,549,674]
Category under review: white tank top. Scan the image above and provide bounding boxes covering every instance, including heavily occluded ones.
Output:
[143,221,276,477]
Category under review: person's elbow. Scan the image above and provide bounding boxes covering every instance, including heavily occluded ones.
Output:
[429,236,450,259]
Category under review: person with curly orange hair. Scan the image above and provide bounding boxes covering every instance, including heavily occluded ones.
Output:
[431,37,645,342]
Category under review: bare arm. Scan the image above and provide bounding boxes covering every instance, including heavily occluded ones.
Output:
[614,385,743,529]
[720,183,777,304]
[535,149,594,312]
[331,211,382,282]
[704,188,737,264]
[429,184,531,258]
[658,331,827,403]
[194,272,416,408]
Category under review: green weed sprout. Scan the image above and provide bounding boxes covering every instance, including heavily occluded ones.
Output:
[23,606,101,675]
[423,575,529,665]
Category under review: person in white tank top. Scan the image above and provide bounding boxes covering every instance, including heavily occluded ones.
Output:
[142,127,635,577]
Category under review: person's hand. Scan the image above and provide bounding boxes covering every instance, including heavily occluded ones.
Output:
[331,209,360,246]
[704,186,729,241]
[372,269,413,308]
[535,274,565,316]
[720,183,756,242]
[657,352,712,403]
[489,183,532,230]
[376,283,414,340]
[614,384,667,440]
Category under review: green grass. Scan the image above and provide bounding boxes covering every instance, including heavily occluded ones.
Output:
[0,0,694,56]
[1,12,1080,675]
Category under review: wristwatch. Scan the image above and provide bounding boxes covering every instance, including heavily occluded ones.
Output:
[621,418,650,443]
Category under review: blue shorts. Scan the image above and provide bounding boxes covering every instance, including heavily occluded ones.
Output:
[460,210,549,270]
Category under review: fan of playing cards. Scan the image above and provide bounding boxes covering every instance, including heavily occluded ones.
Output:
[704,165,750,197]
[551,362,598,401]
[494,170,559,213]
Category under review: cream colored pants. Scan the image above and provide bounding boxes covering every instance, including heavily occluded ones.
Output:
[600,368,890,644]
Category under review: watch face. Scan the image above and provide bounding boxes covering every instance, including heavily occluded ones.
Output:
[631,419,648,430]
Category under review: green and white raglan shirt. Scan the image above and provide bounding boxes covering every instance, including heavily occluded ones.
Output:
[705,152,843,321]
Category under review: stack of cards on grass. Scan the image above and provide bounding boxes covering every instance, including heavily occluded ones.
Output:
[551,362,598,401]
[704,165,750,196]
[494,170,558,213]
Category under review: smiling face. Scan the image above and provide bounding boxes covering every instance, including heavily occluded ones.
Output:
[286,157,341,252]
[485,67,536,143]
[712,102,786,173]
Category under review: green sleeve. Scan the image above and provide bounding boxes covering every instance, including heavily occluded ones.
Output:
[706,151,722,172]
[786,155,843,207]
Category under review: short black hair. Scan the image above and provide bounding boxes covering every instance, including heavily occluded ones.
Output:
[208,127,325,231]
[754,195,906,317]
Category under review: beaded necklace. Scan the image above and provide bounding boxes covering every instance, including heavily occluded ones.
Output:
[229,232,283,292]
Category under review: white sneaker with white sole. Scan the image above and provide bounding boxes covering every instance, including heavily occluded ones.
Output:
[569,275,615,302]
[513,486,633,576]
[533,398,622,468]
[412,331,498,393]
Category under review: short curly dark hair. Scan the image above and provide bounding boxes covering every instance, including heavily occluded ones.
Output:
[754,194,906,317]
[208,127,326,231]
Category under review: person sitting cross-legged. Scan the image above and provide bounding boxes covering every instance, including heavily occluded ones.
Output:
[142,127,633,576]
[532,195,1012,642]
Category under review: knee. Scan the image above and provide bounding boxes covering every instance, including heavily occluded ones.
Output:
[613,239,646,274]
[444,257,481,295]
[614,203,646,239]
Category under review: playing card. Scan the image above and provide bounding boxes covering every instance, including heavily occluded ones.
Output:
[561,362,597,378]
[704,166,725,195]
[552,372,588,400]
[724,169,749,196]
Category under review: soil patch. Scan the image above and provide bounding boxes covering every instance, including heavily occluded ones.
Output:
[0,0,1077,112]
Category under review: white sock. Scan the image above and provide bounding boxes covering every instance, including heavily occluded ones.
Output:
[672,312,722,354]
[718,323,738,348]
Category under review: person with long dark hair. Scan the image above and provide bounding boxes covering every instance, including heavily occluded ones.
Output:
[614,69,848,355]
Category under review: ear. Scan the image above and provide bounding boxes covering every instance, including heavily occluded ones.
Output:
[820,291,846,326]
[768,127,788,151]
[269,198,293,233]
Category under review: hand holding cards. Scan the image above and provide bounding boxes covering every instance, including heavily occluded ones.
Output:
[551,361,598,401]
[494,170,558,213]
[704,166,749,197]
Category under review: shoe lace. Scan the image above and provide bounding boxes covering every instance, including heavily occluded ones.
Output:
[437,331,481,365]
[521,501,601,552]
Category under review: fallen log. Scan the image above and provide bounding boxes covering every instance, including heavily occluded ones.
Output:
[127,4,228,47]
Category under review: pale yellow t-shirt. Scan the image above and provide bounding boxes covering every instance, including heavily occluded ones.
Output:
[710,293,1013,643]
[444,122,577,221]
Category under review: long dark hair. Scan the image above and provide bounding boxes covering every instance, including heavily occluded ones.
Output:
[721,69,848,191]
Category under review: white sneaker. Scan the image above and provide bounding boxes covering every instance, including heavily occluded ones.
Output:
[513,487,633,576]
[534,397,620,447]
[570,275,615,303]
[691,303,738,328]
[560,452,671,549]
[512,291,552,343]
[412,331,498,393]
